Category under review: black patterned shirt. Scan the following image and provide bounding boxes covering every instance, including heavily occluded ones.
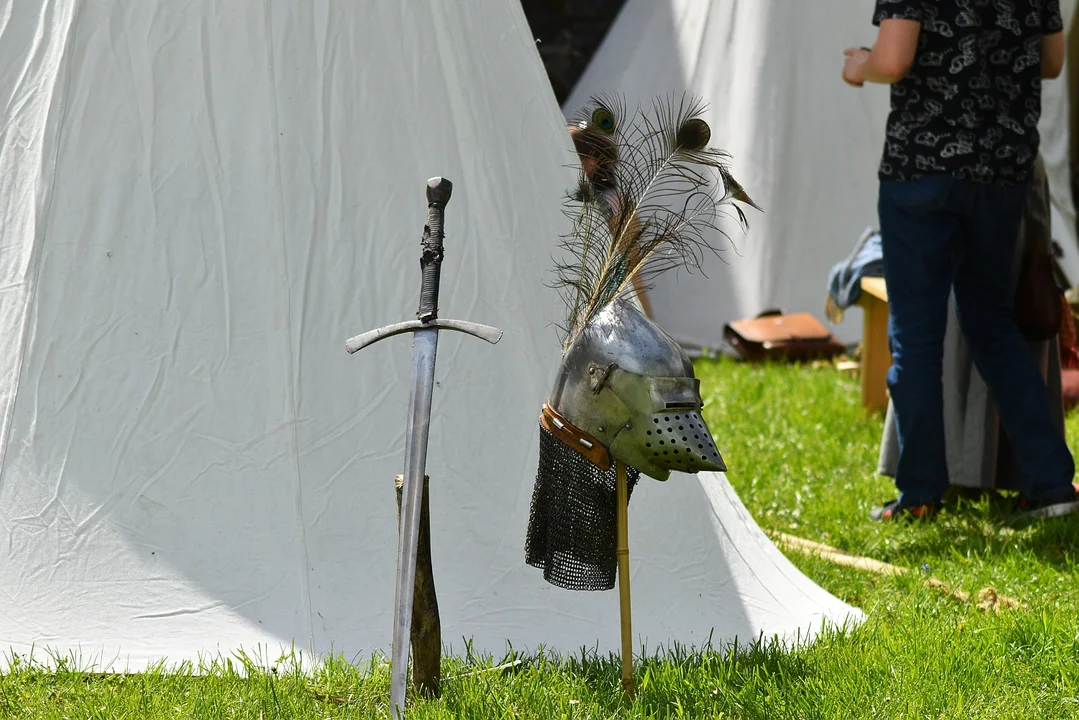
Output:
[872,0,1064,184]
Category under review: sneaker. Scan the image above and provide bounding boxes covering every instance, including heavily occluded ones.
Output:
[870,498,940,521]
[1017,482,1079,519]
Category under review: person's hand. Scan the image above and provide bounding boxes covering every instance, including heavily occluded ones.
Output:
[842,47,870,87]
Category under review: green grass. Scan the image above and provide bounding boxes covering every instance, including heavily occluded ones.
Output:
[4,358,1079,718]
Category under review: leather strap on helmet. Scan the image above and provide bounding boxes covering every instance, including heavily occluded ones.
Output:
[540,402,611,470]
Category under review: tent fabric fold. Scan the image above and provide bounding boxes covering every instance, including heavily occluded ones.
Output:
[0,0,861,670]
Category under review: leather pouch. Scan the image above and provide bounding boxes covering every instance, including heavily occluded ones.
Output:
[723,310,846,363]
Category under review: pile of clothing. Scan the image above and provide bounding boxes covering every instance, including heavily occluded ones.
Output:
[824,225,883,325]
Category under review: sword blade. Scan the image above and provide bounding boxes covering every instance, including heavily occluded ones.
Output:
[390,326,439,718]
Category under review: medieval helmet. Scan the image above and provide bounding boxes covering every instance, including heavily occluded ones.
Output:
[525,93,758,591]
[544,296,725,482]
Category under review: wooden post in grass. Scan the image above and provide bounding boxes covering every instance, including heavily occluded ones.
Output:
[394,474,441,698]
[615,461,635,697]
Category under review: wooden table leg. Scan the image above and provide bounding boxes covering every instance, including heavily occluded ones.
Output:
[859,296,892,415]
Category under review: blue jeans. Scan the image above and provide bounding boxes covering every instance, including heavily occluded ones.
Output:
[878,174,1075,505]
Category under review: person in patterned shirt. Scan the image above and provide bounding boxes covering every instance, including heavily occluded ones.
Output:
[842,0,1076,520]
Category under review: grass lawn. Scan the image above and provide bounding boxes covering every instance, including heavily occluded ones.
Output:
[4,358,1079,718]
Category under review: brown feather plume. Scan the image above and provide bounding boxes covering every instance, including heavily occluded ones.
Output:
[553,93,760,349]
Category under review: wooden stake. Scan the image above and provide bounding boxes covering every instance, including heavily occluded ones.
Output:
[615,461,634,697]
[771,531,1024,611]
[772,532,905,576]
[394,474,441,699]
[631,275,654,319]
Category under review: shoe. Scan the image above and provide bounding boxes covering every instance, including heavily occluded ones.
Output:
[1017,482,1079,519]
[870,498,940,521]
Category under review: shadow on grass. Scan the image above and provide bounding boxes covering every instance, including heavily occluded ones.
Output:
[630,639,818,719]
[435,633,824,720]
[854,490,1079,576]
[692,356,1079,574]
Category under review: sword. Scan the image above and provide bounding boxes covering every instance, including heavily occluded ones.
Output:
[345,177,502,718]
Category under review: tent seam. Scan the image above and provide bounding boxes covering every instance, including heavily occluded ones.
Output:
[262,3,316,658]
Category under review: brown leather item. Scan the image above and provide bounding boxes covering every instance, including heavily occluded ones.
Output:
[723,311,846,363]
[1014,236,1063,343]
[1014,154,1063,343]
[540,402,612,469]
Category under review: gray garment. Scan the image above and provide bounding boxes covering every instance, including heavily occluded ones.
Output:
[877,308,1062,491]
[877,155,1066,491]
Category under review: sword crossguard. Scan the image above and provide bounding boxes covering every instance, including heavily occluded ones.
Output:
[346,176,504,356]
[345,318,503,354]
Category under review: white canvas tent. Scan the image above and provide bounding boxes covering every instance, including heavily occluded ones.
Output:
[0,0,860,671]
[567,0,1079,349]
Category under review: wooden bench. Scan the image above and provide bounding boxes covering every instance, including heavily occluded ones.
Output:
[856,277,891,414]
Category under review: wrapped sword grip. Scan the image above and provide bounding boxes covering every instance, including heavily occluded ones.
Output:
[418,177,453,322]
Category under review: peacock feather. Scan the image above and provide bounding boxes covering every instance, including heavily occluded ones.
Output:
[552,93,760,350]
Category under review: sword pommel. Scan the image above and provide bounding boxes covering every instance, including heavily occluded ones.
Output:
[426,176,452,205]
[418,177,453,323]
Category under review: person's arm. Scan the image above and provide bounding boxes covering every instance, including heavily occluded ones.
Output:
[1043,31,1066,79]
[843,19,921,87]
[1043,0,1066,79]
